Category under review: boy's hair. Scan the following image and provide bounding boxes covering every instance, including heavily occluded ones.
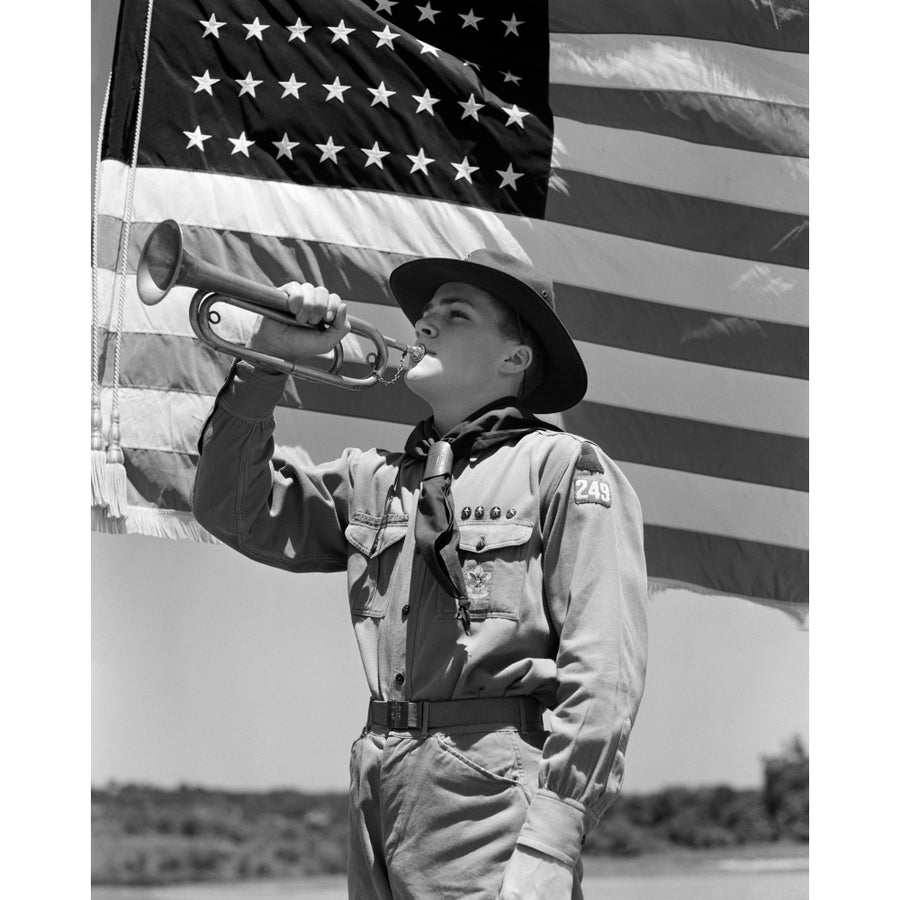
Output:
[493,300,547,403]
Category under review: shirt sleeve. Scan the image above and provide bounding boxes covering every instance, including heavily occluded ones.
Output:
[515,439,649,868]
[191,361,359,573]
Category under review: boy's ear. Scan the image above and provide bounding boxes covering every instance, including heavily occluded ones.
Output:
[499,344,533,375]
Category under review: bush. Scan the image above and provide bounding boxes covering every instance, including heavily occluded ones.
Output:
[763,736,809,842]
[664,806,738,849]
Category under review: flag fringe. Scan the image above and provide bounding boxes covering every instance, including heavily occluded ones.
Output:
[648,577,809,629]
[91,505,220,544]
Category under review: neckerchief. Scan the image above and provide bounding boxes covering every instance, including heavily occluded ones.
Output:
[404,397,561,633]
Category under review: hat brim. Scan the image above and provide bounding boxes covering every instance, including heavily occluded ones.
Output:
[389,257,587,413]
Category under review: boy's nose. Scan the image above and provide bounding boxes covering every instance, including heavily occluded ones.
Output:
[416,319,438,339]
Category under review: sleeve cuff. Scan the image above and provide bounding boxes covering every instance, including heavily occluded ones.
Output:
[516,789,594,869]
[218,360,291,420]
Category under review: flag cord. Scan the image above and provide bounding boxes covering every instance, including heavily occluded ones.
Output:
[104,0,156,520]
[91,71,113,511]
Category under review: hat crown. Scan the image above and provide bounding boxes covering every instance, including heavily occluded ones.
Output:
[461,248,555,310]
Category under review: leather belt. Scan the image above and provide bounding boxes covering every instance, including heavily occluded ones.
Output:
[367,696,543,733]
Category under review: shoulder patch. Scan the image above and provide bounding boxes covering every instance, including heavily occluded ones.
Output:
[576,442,605,475]
[573,473,612,507]
[574,443,610,506]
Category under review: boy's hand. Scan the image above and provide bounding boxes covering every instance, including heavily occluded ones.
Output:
[247,282,351,365]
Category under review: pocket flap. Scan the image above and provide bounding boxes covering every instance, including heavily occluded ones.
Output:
[345,513,409,557]
[457,521,533,553]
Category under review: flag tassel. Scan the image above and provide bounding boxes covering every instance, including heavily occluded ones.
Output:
[105,419,129,521]
[91,387,110,509]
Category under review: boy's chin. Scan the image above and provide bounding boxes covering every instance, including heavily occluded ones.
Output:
[404,368,436,399]
[404,367,457,405]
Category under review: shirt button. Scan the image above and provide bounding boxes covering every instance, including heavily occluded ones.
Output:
[394,672,405,685]
[476,537,486,550]
[401,604,411,616]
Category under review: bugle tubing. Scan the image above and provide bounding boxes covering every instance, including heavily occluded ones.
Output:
[136,219,422,389]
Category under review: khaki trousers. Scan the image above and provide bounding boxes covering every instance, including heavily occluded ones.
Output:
[347,725,585,899]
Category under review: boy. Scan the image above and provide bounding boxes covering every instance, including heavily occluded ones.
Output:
[192,249,649,899]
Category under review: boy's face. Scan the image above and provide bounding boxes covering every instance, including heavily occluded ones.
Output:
[404,281,521,406]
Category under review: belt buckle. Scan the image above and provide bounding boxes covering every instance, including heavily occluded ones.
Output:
[387,701,408,729]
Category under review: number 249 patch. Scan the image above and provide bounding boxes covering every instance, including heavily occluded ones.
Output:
[574,475,612,507]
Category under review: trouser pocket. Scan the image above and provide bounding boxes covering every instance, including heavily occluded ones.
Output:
[383,730,533,899]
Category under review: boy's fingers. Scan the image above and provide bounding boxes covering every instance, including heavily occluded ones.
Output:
[275,282,345,333]
[323,292,343,326]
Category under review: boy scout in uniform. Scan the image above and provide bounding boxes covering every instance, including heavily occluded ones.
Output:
[192,249,649,899]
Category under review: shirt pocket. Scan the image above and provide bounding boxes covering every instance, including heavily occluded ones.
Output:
[440,520,533,621]
[344,512,409,618]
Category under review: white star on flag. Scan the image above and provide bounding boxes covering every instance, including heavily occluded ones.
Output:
[328,19,355,44]
[501,14,523,36]
[228,132,255,156]
[459,10,483,29]
[322,76,351,102]
[407,148,435,175]
[457,9,484,31]
[497,163,523,189]
[502,71,522,86]
[236,72,263,97]
[418,40,440,57]
[183,126,211,150]
[199,15,225,39]
[451,156,480,183]
[192,70,219,95]
[417,3,440,23]
[243,17,269,40]
[273,133,300,160]
[372,25,400,49]
[459,93,484,121]
[286,18,311,42]
[374,0,397,14]
[279,74,307,99]
[502,104,529,128]
[367,82,396,107]
[316,137,345,164]
[361,141,390,169]
[412,89,440,116]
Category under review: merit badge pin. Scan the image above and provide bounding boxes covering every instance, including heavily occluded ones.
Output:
[573,474,612,507]
[463,560,493,602]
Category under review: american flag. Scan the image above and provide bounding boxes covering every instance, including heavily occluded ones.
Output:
[92,0,809,617]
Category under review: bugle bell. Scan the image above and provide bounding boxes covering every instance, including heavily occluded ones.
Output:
[136,219,423,389]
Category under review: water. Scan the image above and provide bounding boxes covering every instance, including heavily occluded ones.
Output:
[92,857,809,900]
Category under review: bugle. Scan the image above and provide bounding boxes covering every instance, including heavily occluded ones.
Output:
[136,219,423,389]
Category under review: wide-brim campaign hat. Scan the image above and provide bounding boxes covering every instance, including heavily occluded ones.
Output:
[390,249,587,413]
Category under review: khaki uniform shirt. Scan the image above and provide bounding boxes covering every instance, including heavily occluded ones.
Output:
[192,362,649,868]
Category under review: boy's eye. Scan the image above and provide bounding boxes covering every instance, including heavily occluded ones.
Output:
[449,309,467,318]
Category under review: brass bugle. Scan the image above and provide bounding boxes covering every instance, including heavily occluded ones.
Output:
[136,219,422,389]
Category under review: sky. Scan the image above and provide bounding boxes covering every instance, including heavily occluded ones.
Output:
[87,0,808,796]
